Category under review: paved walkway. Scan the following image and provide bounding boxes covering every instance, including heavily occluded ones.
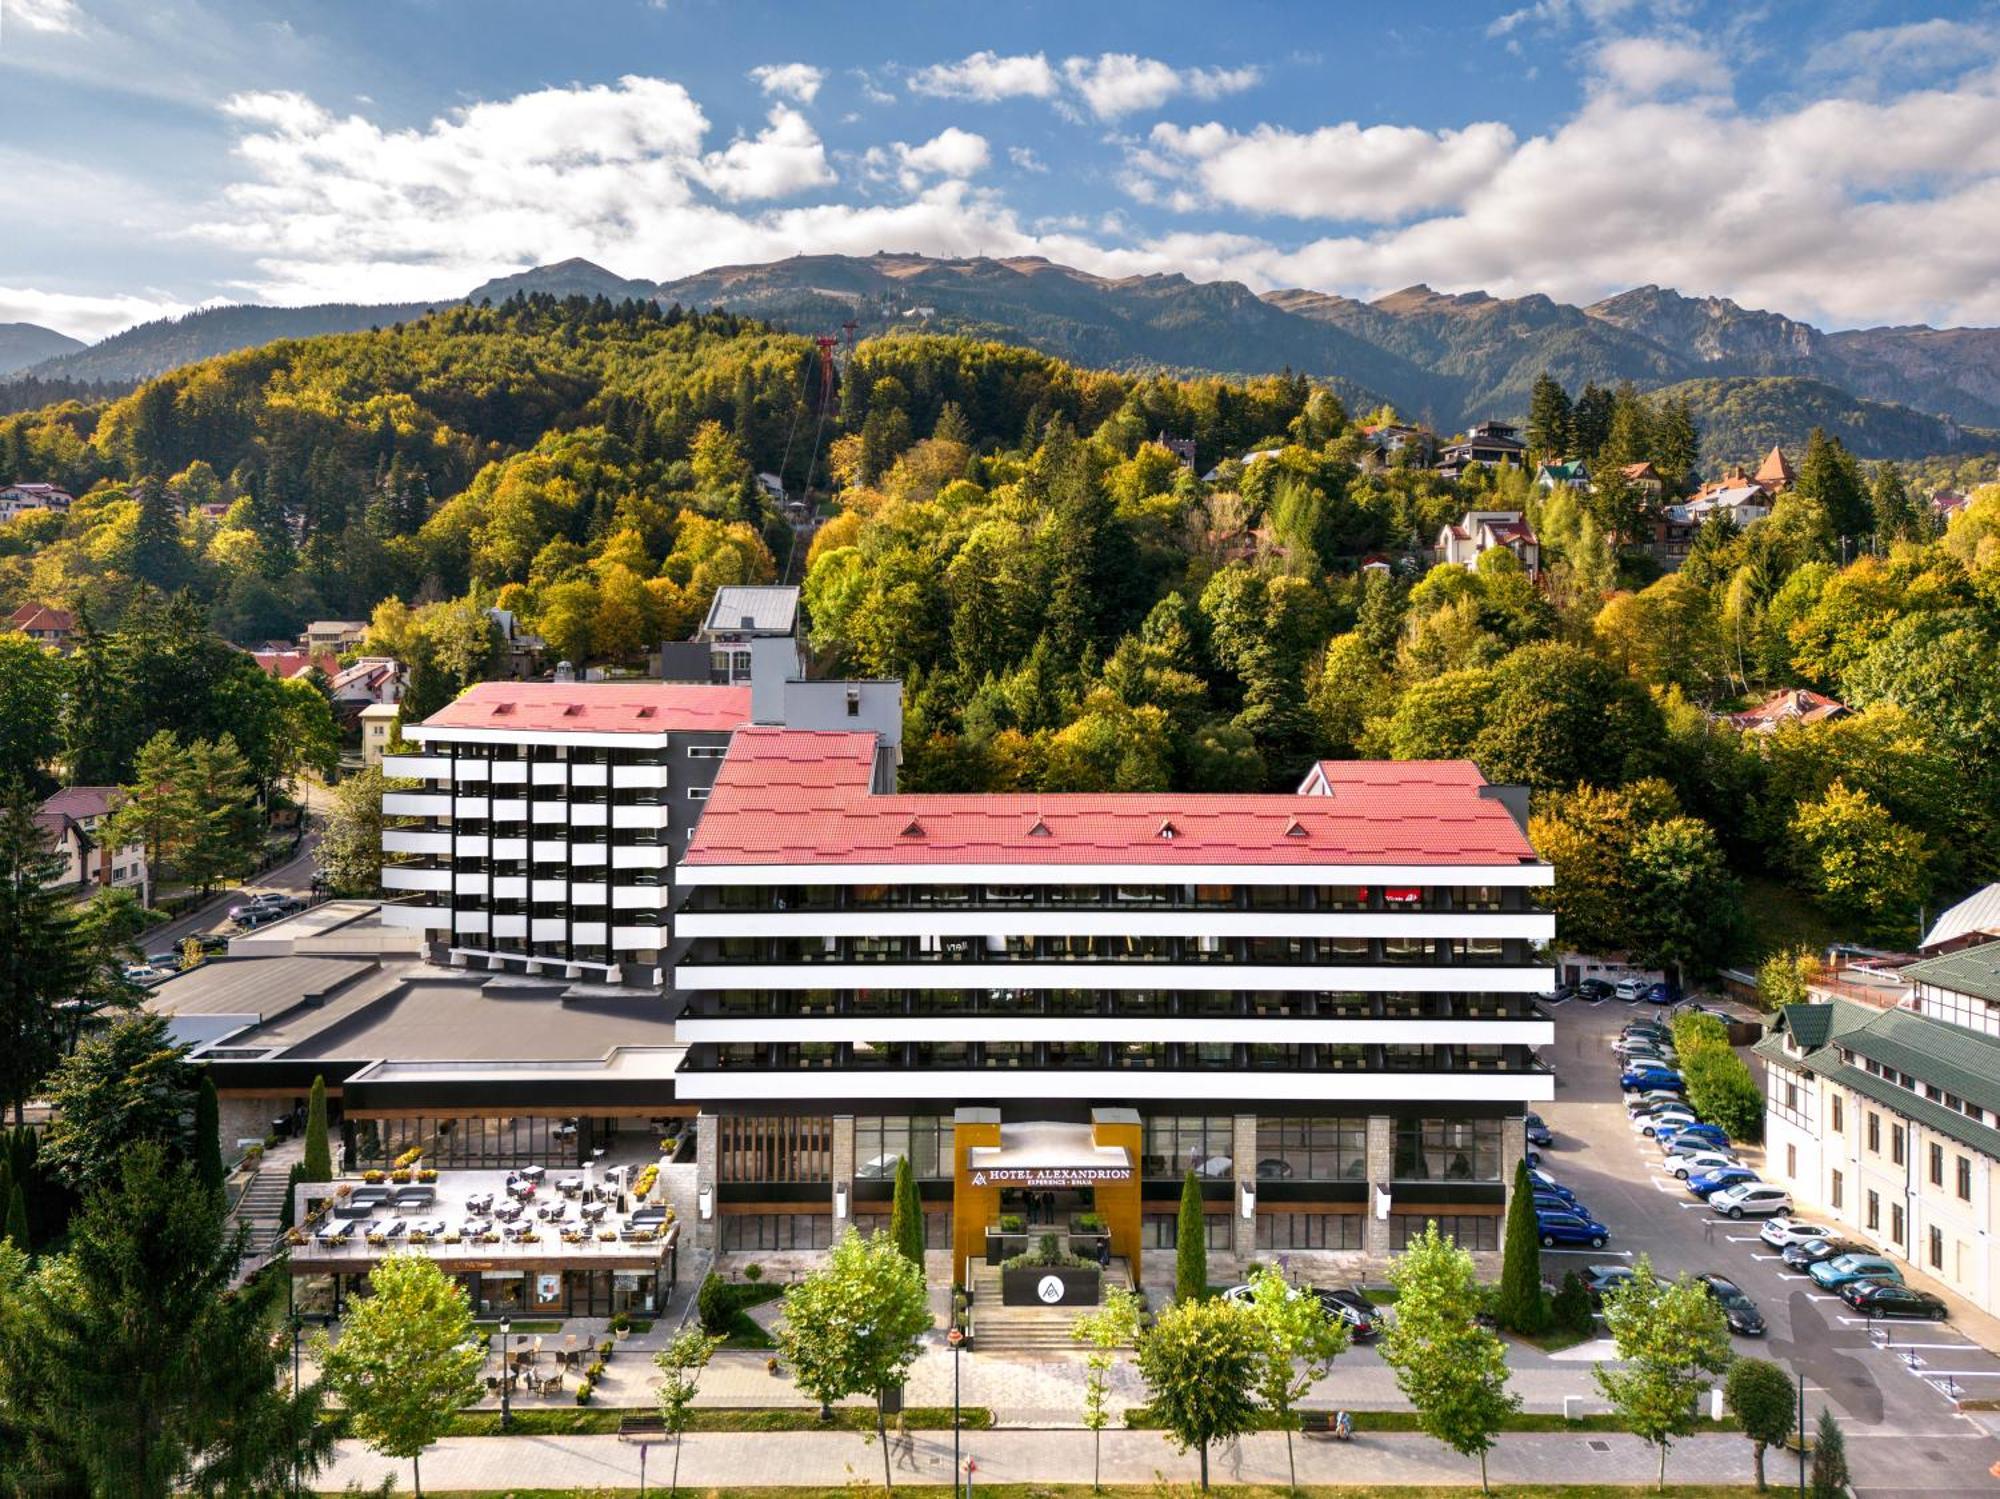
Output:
[318,1427,1759,1493]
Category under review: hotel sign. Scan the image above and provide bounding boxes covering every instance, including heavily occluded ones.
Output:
[969,1165,1132,1188]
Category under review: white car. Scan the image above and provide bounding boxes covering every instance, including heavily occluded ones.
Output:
[1632,1110,1698,1137]
[1759,1218,1836,1250]
[1711,1183,1793,1219]
[1666,1149,1737,1180]
[1614,978,1649,1001]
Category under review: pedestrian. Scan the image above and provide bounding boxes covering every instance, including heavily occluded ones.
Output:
[894,1411,918,1470]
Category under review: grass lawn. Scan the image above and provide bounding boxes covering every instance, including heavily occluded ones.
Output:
[1516,1326,1597,1354]
[441,1406,995,1436]
[712,1280,786,1349]
[1125,1407,1738,1435]
[473,1319,564,1335]
[321,1485,1760,1497]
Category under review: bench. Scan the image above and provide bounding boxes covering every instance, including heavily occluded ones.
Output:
[618,1415,667,1441]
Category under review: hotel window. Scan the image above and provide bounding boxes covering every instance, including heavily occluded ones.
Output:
[1312,885,1370,911]
[1391,1213,1498,1251]
[1452,886,1503,912]
[1866,1190,1880,1231]
[854,1116,954,1179]
[1892,1124,1906,1166]
[1144,1115,1234,1178]
[715,1115,833,1183]
[1930,1143,1945,1188]
[1891,1202,1905,1244]
[1257,1213,1363,1251]
[1831,1097,1843,1133]
[722,1213,833,1251]
[1930,1225,1945,1270]
[1381,937,1430,965]
[1383,886,1424,909]
[1256,1117,1367,1181]
[686,745,727,759]
[1786,1144,1797,1177]
[1830,1170,1843,1210]
[1866,1112,1880,1153]
[1785,1081,1798,1111]
[1393,1118,1501,1182]
[1958,1156,1973,1201]
[1142,1212,1231,1250]
[686,787,709,801]
[1321,936,1370,962]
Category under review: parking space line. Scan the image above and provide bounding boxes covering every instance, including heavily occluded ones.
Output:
[1543,1247,1633,1257]
[1724,1235,1763,1242]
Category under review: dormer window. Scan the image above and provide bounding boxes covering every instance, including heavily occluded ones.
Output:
[900,818,925,838]
[1157,820,1178,840]
[1027,818,1052,838]
[1283,818,1307,839]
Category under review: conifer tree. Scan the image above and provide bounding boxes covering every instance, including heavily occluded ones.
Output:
[194,1073,225,1198]
[0,782,83,1125]
[1175,1169,1207,1302]
[889,1153,925,1278]
[301,1074,333,1182]
[1495,1158,1549,1333]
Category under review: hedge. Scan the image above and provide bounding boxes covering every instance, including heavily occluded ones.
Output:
[1670,1011,1764,1143]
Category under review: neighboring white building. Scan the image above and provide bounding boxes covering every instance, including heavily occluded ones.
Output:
[0,482,74,522]
[1920,883,2000,957]
[36,786,148,899]
[1758,946,2000,1319]
[359,702,400,768]
[1436,510,1540,575]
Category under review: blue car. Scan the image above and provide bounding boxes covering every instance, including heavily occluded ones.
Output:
[1525,1113,1553,1147]
[1656,1123,1730,1152]
[1533,1190,1587,1218]
[1807,1254,1903,1291]
[1528,1169,1577,1205]
[1687,1165,1759,1198]
[1536,1209,1611,1249]
[1620,1065,1685,1092]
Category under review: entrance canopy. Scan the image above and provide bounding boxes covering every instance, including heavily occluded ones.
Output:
[966,1122,1133,1189]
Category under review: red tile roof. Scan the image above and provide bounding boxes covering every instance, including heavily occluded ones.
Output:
[684,729,1540,867]
[249,649,338,679]
[9,604,75,634]
[419,681,752,735]
[39,785,123,821]
[1728,688,1849,732]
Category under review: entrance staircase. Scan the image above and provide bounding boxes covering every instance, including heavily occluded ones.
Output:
[966,1262,1137,1356]
[230,1138,305,1255]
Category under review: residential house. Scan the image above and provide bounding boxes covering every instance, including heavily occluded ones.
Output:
[1727,688,1850,734]
[1619,461,1664,501]
[1753,444,1796,494]
[303,620,370,655]
[1921,885,2000,958]
[1361,424,1435,465]
[1155,433,1198,469]
[1931,490,1970,523]
[486,608,545,680]
[1534,460,1590,491]
[1759,956,2000,1319]
[331,657,403,709]
[36,786,148,899]
[359,702,400,768]
[1680,484,1772,529]
[250,648,338,680]
[1433,421,1526,480]
[1,482,74,522]
[1200,448,1282,484]
[7,603,76,651]
[1436,510,1540,576]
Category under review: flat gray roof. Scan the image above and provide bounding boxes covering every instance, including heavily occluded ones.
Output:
[700,585,799,637]
[146,955,382,1019]
[277,979,679,1064]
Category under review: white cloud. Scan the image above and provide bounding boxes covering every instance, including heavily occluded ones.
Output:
[696,105,836,201]
[1008,146,1047,173]
[6,0,82,34]
[1805,19,2000,84]
[1060,53,1262,120]
[1591,35,1725,97]
[0,285,197,343]
[748,63,825,105]
[863,128,990,192]
[906,50,1059,102]
[1145,118,1517,220]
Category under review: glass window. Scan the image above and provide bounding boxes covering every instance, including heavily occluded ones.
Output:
[1142,1212,1231,1250]
[1313,886,1370,911]
[1391,1213,1498,1251]
[716,1116,833,1183]
[1143,1115,1234,1178]
[1256,1212,1363,1250]
[1255,1117,1367,1181]
[854,1116,955,1179]
[1958,1156,1973,1201]
[721,1214,833,1251]
[1393,1118,1502,1182]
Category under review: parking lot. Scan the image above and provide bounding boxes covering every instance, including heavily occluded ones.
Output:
[1537,993,2000,1496]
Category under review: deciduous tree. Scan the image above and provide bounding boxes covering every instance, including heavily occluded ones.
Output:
[1072,1285,1143,1491]
[1724,1356,1797,1492]
[1241,1266,1349,1493]
[1135,1294,1264,1492]
[1594,1257,1733,1490]
[654,1326,723,1499]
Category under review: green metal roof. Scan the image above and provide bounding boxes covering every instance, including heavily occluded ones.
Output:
[1901,941,2000,1008]
[1836,1005,2000,1116]
[1783,1003,1836,1048]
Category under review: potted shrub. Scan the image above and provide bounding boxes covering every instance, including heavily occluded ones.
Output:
[986,1213,1029,1266]
[361,1169,385,1184]
[333,1183,353,1200]
[610,1311,632,1336]
[443,1231,462,1244]
[417,1168,438,1183]
[999,1232,1101,1306]
[575,1377,593,1406]
[285,1228,306,1246]
[766,1356,781,1375]
[389,1169,411,1184]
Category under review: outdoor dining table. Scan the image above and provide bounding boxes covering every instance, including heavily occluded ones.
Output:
[556,1176,583,1196]
[465,1192,494,1213]
[518,1165,546,1184]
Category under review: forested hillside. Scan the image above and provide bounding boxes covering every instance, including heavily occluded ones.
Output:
[3,295,1997,965]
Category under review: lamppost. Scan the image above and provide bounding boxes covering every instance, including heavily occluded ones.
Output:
[948,1326,964,1482]
[499,1314,513,1432]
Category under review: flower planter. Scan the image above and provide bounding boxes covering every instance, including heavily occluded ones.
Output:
[1000,1265,1101,1306]
[984,1229,1029,1266]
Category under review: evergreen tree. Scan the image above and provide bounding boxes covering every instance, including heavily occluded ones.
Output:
[1794,427,1871,543]
[1653,397,1700,495]
[301,1073,333,1182]
[194,1073,224,1198]
[0,782,83,1126]
[246,471,296,577]
[0,1143,332,1497]
[888,1153,925,1277]
[2,1179,28,1251]
[1175,1169,1207,1302]
[1495,1158,1549,1333]
[40,1012,196,1189]
[130,475,186,592]
[1809,1406,1849,1498]
[1869,459,1917,541]
[1525,372,1573,461]
[105,731,199,895]
[1571,381,1614,460]
[180,734,262,894]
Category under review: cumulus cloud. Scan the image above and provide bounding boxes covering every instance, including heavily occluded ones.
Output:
[1008,146,1048,173]
[696,106,836,201]
[906,50,1059,102]
[1805,18,2000,84]
[863,128,990,192]
[1060,53,1262,119]
[1144,118,1517,220]
[1591,35,1724,97]
[7,0,82,33]
[0,284,198,343]
[748,62,825,104]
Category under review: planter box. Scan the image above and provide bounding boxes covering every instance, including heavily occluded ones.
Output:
[1001,1265,1101,1307]
[985,1230,1028,1266]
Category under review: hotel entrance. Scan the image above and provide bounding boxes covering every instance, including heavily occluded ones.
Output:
[950,1107,1143,1288]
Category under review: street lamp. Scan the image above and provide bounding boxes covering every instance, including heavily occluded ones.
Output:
[499,1314,513,1432]
[948,1326,964,1482]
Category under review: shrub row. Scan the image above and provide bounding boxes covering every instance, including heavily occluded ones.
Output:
[1670,1012,1764,1143]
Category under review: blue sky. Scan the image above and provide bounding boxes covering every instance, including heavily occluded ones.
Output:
[3,0,1998,339]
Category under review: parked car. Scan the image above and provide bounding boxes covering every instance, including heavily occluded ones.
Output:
[1760,1219,1836,1250]
[1614,978,1648,1001]
[1712,1196,1791,1235]
[1528,1169,1578,1204]
[1667,1150,1739,1180]
[1642,983,1676,1005]
[1625,1090,1687,1116]
[1660,1133,1730,1160]
[1578,979,1614,1001]
[1696,1273,1767,1335]
[1533,1190,1588,1218]
[1656,1123,1731,1153]
[1223,1282,1381,1340]
[1632,1109,1699,1138]
[1840,1282,1948,1320]
[1809,1254,1904,1291]
[1686,1165,1760,1198]
[1620,1065,1684,1093]
[1550,983,1581,1004]
[1524,1113,1553,1147]
[1536,1209,1610,1249]
[1582,1263,1635,1306]
[1782,1237,1868,1272]
[121,962,173,983]
[228,891,293,921]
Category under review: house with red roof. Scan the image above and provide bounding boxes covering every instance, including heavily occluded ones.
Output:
[1727,688,1851,734]
[7,603,76,651]
[36,785,148,898]
[1436,509,1540,576]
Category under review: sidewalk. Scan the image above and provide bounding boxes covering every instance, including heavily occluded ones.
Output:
[318,1427,1759,1492]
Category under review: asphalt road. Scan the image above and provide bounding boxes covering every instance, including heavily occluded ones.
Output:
[142,828,322,955]
[1537,994,2000,1498]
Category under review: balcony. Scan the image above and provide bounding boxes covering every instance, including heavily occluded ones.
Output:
[571,803,608,829]
[491,761,528,784]
[490,799,529,823]
[492,914,528,939]
[452,836,489,859]
[383,792,451,818]
[382,754,449,780]
[382,829,450,856]
[571,763,609,788]
[612,925,663,951]
[454,873,488,897]
[679,962,1549,995]
[573,843,610,867]
[453,910,490,935]
[573,922,608,946]
[492,876,527,900]
[532,918,566,943]
[380,865,451,893]
[531,763,568,786]
[611,844,669,871]
[379,903,450,931]
[491,837,528,860]
[449,758,490,781]
[613,764,671,790]
[532,878,568,902]
[571,882,610,906]
[611,803,670,831]
[532,839,569,863]
[613,884,670,910]
[531,802,569,824]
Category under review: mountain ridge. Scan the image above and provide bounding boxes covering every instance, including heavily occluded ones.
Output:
[0,322,86,377]
[12,255,2000,458]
